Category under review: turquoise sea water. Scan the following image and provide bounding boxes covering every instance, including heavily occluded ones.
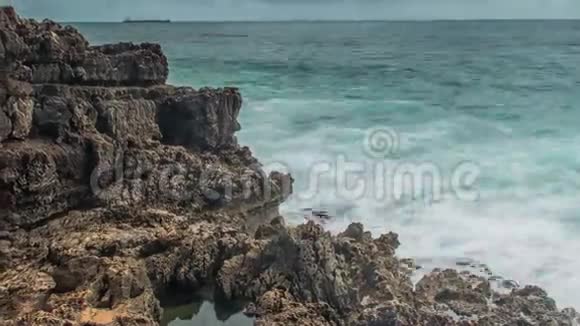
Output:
[76,21,580,309]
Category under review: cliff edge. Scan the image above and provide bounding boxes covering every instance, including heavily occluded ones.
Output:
[0,7,578,326]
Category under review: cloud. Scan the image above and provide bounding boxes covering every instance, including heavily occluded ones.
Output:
[15,0,580,21]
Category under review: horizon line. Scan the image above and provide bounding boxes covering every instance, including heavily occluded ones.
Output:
[62,18,580,24]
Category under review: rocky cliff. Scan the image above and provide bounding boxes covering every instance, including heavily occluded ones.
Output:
[0,7,578,326]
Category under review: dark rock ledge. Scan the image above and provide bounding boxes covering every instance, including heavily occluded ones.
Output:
[0,7,578,326]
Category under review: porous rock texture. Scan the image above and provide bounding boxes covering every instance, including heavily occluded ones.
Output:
[0,7,578,326]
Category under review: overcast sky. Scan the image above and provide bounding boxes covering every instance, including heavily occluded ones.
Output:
[14,0,580,22]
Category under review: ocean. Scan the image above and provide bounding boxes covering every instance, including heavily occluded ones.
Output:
[75,20,580,309]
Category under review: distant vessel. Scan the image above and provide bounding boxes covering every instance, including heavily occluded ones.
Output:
[123,17,171,23]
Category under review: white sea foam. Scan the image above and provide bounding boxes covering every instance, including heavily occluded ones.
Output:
[240,97,580,309]
[282,189,580,308]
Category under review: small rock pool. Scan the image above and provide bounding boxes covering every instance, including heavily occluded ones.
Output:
[160,288,255,326]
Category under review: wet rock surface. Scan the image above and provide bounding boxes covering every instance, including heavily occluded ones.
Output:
[0,7,578,326]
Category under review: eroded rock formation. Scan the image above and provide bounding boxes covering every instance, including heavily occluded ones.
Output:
[0,7,578,326]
